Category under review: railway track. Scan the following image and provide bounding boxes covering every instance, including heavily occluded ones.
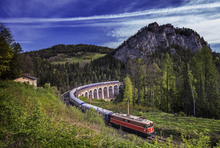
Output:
[111,124,178,146]
[146,135,177,145]
[63,88,179,146]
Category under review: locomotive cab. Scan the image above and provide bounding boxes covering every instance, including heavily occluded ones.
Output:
[147,123,154,133]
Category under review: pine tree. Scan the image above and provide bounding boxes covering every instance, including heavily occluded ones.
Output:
[161,53,176,113]
[123,75,133,106]
[0,23,14,78]
[191,46,220,118]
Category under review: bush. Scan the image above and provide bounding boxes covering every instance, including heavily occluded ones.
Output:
[180,111,186,117]
[138,111,143,116]
[84,108,105,126]
[44,83,50,89]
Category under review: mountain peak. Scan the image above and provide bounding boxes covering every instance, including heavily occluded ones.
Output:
[114,22,210,63]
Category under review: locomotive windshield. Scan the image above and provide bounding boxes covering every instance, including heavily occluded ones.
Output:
[147,123,154,128]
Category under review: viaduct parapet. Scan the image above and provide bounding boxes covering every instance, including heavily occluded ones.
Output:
[76,81,123,99]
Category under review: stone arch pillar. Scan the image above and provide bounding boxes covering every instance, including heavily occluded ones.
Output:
[98,88,103,99]
[103,87,109,99]
[114,85,119,95]
[89,90,93,99]
[85,92,88,98]
[94,89,98,99]
[109,86,114,98]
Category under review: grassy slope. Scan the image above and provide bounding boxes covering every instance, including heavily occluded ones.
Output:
[51,53,106,64]
[80,97,220,146]
[0,81,156,148]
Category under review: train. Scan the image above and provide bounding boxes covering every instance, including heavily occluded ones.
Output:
[69,81,154,136]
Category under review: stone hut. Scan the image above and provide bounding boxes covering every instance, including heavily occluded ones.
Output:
[14,73,38,87]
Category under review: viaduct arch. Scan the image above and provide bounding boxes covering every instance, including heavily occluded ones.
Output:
[76,81,122,99]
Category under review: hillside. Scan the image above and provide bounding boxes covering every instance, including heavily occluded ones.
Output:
[80,96,220,146]
[26,44,113,59]
[50,53,107,65]
[0,80,157,147]
[114,22,210,63]
[1,81,219,147]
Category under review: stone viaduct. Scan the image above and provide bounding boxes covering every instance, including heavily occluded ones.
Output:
[76,81,123,99]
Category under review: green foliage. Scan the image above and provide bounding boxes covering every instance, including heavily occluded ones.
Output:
[82,95,220,147]
[84,108,105,126]
[50,53,106,65]
[44,83,50,89]
[27,44,113,59]
[179,111,186,117]
[30,51,122,93]
[138,111,143,116]
[0,23,14,77]
[123,75,133,104]
[0,80,160,148]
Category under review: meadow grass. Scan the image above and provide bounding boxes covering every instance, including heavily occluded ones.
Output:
[0,81,156,148]
[51,53,106,64]
[80,96,220,145]
[1,81,219,147]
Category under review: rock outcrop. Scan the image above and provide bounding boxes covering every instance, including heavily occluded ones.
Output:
[113,22,210,63]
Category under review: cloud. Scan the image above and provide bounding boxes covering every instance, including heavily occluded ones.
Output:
[102,14,220,48]
[16,41,34,43]
[1,0,75,17]
[2,0,220,51]
[1,2,220,23]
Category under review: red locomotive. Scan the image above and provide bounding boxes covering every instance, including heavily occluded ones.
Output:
[110,113,154,136]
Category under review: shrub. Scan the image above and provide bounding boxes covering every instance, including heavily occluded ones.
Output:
[138,111,143,116]
[180,111,186,117]
[44,83,50,89]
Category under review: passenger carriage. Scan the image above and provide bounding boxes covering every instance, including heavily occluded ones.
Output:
[69,82,154,137]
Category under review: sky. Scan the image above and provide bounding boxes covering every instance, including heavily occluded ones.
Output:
[0,0,220,52]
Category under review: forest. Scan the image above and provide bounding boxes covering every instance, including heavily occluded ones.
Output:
[27,44,113,59]
[121,44,220,119]
[1,22,220,121]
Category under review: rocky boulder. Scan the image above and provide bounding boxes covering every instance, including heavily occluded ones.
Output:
[113,22,210,63]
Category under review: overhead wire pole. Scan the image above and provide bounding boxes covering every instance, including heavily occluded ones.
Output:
[187,64,195,117]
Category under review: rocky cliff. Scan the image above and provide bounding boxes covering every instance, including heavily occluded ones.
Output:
[113,22,210,63]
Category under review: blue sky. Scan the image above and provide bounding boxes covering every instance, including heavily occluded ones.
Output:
[0,0,220,52]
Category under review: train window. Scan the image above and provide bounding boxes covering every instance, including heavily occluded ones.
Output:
[125,120,127,122]
[146,125,148,128]
[148,124,151,128]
